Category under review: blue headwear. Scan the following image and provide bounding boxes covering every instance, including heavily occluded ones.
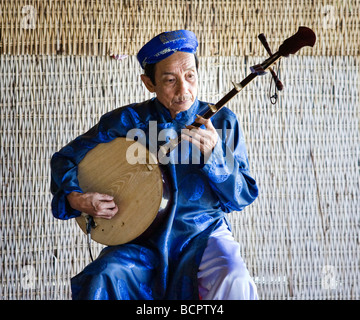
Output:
[137,30,198,69]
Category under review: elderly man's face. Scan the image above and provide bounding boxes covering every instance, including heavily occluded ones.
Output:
[141,51,198,119]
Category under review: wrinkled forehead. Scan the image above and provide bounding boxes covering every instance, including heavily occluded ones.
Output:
[155,52,197,76]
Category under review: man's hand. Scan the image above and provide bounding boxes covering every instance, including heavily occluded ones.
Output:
[67,191,118,220]
[181,115,219,159]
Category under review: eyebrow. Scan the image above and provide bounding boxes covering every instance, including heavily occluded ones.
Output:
[161,67,196,76]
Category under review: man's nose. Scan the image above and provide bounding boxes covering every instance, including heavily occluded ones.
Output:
[176,77,188,94]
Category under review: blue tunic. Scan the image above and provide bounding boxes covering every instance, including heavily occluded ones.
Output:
[50,98,258,300]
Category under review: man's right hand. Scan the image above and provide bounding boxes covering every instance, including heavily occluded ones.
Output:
[67,191,118,220]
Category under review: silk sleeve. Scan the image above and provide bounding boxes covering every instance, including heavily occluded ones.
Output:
[201,109,258,213]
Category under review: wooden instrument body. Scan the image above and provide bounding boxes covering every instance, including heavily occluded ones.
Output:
[76,137,172,246]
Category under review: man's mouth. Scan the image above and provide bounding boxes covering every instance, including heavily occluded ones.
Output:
[173,96,192,105]
[175,100,190,105]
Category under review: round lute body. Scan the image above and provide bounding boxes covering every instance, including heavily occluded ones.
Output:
[76,137,171,246]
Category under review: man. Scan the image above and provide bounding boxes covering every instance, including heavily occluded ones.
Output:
[51,30,259,300]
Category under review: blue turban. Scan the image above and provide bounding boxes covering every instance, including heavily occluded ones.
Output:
[137,30,198,69]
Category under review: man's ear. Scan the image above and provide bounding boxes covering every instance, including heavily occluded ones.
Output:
[141,74,156,93]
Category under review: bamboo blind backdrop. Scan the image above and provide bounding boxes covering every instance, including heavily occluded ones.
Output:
[0,0,359,299]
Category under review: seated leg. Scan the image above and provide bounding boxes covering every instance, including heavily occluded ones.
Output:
[71,244,157,300]
[197,222,258,300]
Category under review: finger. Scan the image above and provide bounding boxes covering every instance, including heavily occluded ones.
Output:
[95,198,118,211]
[98,201,117,211]
[195,115,215,129]
[184,127,211,140]
[183,128,200,141]
[93,204,118,219]
[182,133,203,151]
[181,132,191,143]
[95,193,114,201]
[182,129,212,148]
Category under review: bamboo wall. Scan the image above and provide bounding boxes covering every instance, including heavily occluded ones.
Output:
[1,0,359,299]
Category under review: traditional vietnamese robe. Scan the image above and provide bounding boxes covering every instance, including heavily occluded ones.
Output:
[50,97,258,300]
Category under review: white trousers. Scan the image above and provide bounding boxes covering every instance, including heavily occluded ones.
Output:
[197,221,258,300]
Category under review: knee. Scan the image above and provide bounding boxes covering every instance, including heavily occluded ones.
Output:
[72,257,132,300]
[220,259,258,300]
[219,254,249,281]
[225,260,254,285]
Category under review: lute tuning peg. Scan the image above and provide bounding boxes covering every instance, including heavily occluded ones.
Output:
[257,33,284,91]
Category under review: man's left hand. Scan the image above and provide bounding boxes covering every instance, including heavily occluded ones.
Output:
[181,115,218,159]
